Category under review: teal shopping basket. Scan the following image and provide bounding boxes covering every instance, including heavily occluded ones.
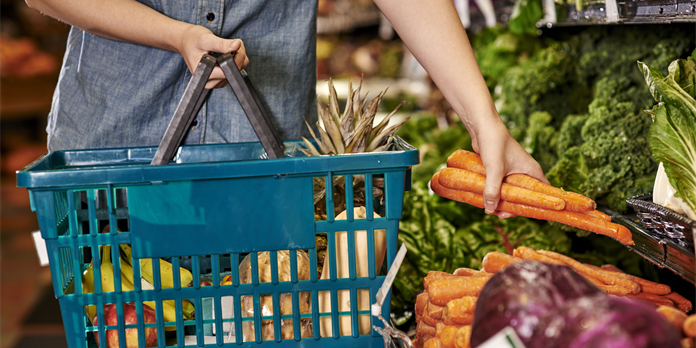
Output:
[16,136,419,348]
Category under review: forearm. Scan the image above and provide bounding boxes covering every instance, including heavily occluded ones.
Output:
[373,0,503,133]
[25,0,190,54]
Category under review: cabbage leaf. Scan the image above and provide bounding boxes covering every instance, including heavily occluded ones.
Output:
[638,52,696,214]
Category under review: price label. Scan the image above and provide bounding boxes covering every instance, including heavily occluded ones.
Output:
[478,326,526,348]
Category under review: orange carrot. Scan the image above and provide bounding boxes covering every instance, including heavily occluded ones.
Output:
[587,264,671,295]
[628,292,676,308]
[684,315,696,338]
[438,167,566,211]
[421,304,442,327]
[453,268,493,279]
[428,276,489,306]
[440,324,461,348]
[442,296,477,325]
[454,326,472,348]
[446,150,486,175]
[417,322,437,338]
[446,150,596,212]
[431,173,634,245]
[428,301,445,320]
[656,305,688,333]
[534,249,641,293]
[481,252,522,273]
[586,210,611,222]
[424,271,457,291]
[665,292,693,313]
[416,292,429,315]
[424,337,443,348]
[513,246,567,266]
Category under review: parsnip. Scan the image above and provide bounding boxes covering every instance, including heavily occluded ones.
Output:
[319,206,386,337]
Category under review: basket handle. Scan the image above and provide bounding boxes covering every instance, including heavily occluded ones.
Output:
[151,53,285,165]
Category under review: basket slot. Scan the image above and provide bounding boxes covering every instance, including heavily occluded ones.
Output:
[212,295,224,345]
[234,293,244,344]
[272,292,282,341]
[54,191,70,237]
[365,173,374,221]
[250,252,259,285]
[270,251,279,285]
[86,190,99,236]
[210,254,221,287]
[308,248,318,283]
[291,291,301,341]
[326,173,335,222]
[345,174,354,220]
[176,299,186,346]
[230,253,240,287]
[289,250,299,284]
[67,190,79,238]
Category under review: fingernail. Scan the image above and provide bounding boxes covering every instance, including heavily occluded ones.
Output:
[485,200,496,214]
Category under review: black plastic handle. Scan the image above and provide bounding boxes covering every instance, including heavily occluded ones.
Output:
[217,53,285,159]
[151,53,285,165]
[151,55,216,165]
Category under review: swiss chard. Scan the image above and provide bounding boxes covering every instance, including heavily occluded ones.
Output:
[639,51,696,215]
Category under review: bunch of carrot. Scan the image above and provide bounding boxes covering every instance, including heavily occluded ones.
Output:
[413,247,693,348]
[656,306,696,347]
[414,269,492,348]
[484,246,692,312]
[431,150,634,245]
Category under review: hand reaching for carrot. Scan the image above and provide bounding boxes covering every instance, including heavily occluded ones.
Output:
[432,150,634,245]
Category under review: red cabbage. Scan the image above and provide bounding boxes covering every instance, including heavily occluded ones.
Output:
[471,260,681,348]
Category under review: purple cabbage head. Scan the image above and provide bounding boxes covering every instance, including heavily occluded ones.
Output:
[470,260,681,348]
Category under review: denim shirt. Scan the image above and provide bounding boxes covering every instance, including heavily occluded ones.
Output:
[47,0,318,151]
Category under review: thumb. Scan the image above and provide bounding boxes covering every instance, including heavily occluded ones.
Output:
[482,162,504,215]
[210,38,241,54]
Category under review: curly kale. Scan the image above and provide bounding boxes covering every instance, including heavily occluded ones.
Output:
[547,76,657,212]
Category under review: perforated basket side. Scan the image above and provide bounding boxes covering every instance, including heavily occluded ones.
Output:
[626,193,695,250]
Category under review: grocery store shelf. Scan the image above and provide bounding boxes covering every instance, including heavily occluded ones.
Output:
[540,0,696,26]
[604,207,696,285]
[317,6,382,34]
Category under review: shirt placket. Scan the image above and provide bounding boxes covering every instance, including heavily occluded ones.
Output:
[191,0,226,143]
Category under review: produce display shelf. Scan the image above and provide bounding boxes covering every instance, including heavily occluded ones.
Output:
[602,207,696,285]
[541,0,696,26]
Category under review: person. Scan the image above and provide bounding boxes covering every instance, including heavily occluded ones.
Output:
[25,0,547,218]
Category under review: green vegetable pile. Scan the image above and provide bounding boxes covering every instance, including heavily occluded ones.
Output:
[497,25,693,213]
[390,24,693,321]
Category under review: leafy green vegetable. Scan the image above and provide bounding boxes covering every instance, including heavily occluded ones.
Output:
[392,180,571,310]
[548,76,657,212]
[508,0,544,35]
[639,52,696,214]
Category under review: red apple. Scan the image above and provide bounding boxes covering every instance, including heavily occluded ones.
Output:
[93,303,158,348]
[200,280,212,287]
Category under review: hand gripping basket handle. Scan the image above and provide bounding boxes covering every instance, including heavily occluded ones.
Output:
[151,53,285,165]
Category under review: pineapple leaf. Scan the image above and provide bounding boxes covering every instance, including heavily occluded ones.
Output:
[328,78,341,121]
[366,115,412,152]
[316,122,337,154]
[318,101,346,154]
[303,116,328,154]
[300,137,322,156]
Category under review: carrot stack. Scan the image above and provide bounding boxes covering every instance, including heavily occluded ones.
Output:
[431,150,634,245]
[414,270,488,348]
[413,247,692,347]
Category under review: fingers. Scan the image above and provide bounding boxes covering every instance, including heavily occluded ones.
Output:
[481,158,504,215]
[204,67,228,89]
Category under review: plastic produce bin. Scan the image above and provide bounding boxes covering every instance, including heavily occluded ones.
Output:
[16,137,419,348]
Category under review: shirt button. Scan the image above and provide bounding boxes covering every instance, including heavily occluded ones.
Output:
[206,12,215,21]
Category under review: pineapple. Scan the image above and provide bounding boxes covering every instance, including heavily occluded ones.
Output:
[301,78,411,221]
